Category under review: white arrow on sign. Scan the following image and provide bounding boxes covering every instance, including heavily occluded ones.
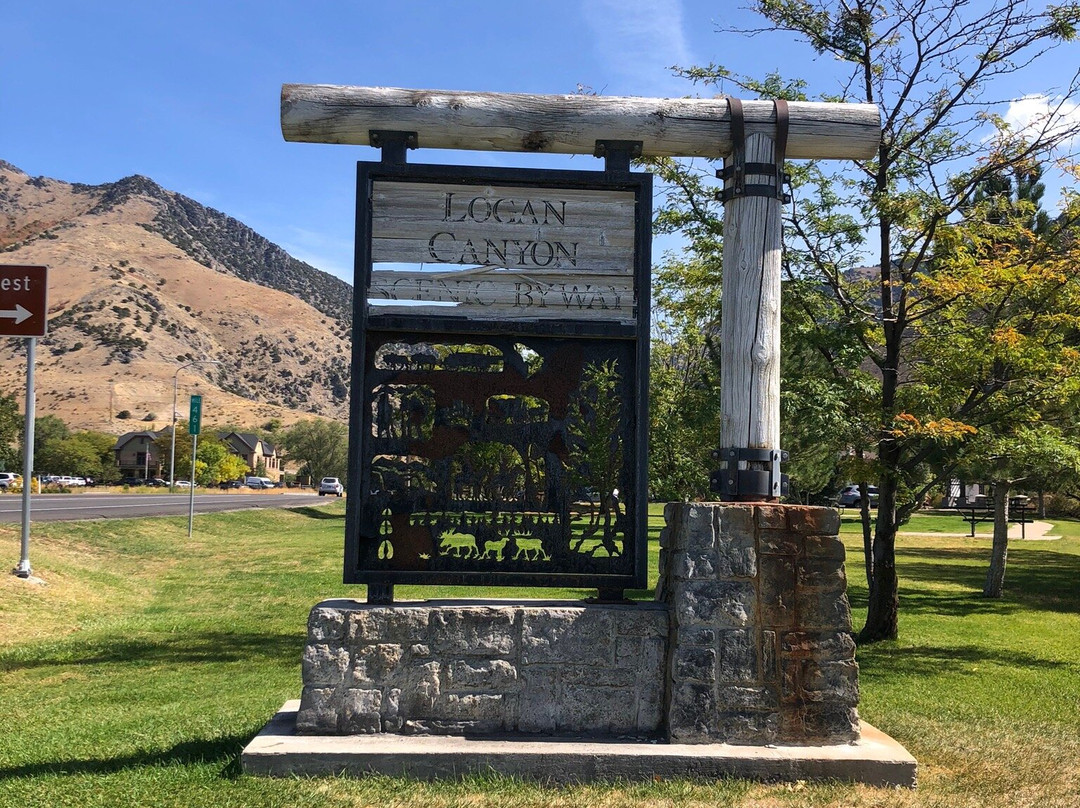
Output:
[0,304,32,324]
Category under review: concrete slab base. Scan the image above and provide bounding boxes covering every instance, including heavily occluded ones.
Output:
[242,701,917,788]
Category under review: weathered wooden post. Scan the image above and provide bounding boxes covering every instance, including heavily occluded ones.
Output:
[712,99,788,501]
[245,86,915,787]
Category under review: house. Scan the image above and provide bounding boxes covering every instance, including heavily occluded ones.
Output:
[114,431,163,479]
[218,431,283,481]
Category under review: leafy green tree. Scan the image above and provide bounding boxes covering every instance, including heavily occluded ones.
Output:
[36,437,101,479]
[660,0,1080,641]
[282,419,348,484]
[219,454,249,483]
[956,425,1080,597]
[32,415,70,470]
[0,393,20,471]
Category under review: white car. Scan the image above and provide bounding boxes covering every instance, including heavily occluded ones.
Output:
[0,472,21,489]
[318,477,344,497]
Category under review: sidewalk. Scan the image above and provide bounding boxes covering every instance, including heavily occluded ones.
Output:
[899,520,1060,541]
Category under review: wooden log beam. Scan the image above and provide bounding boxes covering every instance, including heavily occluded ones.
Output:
[281,85,880,160]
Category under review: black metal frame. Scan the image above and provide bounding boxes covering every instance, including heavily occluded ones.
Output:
[345,160,651,592]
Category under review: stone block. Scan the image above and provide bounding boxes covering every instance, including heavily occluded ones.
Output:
[803,533,846,560]
[295,686,338,734]
[308,606,347,642]
[430,609,516,656]
[401,660,441,713]
[302,644,349,686]
[780,631,857,662]
[432,693,507,722]
[350,643,403,686]
[672,550,718,581]
[341,688,382,733]
[349,608,430,644]
[787,506,841,537]
[797,558,847,593]
[715,529,757,579]
[717,629,759,683]
[636,681,665,732]
[754,505,787,531]
[563,665,637,688]
[446,659,518,691]
[758,530,800,557]
[800,660,860,706]
[640,637,665,677]
[717,505,754,538]
[518,666,559,733]
[717,685,779,712]
[562,685,636,733]
[675,580,756,627]
[521,608,613,665]
[668,680,717,742]
[682,504,717,550]
[678,626,716,646]
[713,710,780,745]
[780,705,860,743]
[796,590,853,631]
[615,636,642,667]
[759,554,796,628]
[673,646,717,683]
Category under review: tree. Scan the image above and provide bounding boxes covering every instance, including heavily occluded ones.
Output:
[282,419,348,484]
[649,255,723,501]
[32,415,70,470]
[663,0,1080,641]
[956,425,1080,597]
[35,430,124,483]
[217,454,249,483]
[0,393,20,471]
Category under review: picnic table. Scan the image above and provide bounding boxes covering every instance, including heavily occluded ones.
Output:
[952,496,1033,538]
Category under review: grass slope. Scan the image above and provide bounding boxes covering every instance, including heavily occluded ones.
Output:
[1,504,1078,807]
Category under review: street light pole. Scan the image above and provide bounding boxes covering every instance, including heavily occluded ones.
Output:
[170,360,220,493]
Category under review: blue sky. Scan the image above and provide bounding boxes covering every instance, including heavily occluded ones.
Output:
[3,1,1077,283]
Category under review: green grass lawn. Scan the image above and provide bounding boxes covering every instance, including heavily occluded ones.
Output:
[1,502,1078,807]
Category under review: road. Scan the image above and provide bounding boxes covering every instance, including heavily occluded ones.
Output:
[0,492,334,523]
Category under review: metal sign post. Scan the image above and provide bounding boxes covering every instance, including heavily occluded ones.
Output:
[187,395,202,538]
[2,265,48,579]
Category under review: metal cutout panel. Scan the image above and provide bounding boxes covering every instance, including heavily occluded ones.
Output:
[346,163,651,589]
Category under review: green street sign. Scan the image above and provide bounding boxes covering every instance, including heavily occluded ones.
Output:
[188,395,202,436]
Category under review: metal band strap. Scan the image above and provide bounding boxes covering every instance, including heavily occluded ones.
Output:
[718,98,791,204]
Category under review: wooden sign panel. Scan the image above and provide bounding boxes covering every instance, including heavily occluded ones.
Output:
[363,171,640,323]
[347,162,651,591]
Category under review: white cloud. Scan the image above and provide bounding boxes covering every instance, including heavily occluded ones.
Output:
[581,0,694,96]
[1004,94,1080,147]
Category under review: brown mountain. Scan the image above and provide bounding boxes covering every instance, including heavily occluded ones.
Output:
[0,160,353,433]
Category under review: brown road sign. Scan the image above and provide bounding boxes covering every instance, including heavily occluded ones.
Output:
[0,265,48,338]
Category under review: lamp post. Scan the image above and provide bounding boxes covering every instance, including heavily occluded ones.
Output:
[170,360,220,493]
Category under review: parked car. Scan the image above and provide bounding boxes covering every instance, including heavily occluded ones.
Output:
[319,477,344,497]
[837,484,879,507]
[245,476,276,489]
[119,476,145,486]
[219,479,247,490]
[174,480,193,488]
[0,472,21,489]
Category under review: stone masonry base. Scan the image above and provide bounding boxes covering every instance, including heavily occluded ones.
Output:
[296,599,668,737]
[245,504,916,784]
[244,700,918,787]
